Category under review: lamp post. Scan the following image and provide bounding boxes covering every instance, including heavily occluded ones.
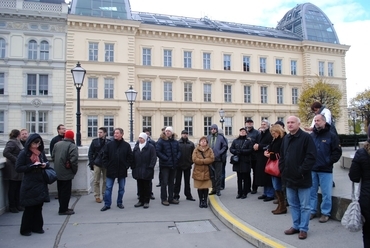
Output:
[125,86,138,143]
[219,108,225,130]
[351,110,357,150]
[71,62,86,147]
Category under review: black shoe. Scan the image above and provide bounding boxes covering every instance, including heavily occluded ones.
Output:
[59,210,75,215]
[156,184,161,187]
[134,202,144,208]
[216,191,221,196]
[241,194,247,199]
[258,194,267,200]
[21,232,32,236]
[100,206,110,211]
[17,206,25,211]
[186,197,196,201]
[9,207,19,213]
[236,194,242,199]
[251,190,257,194]
[209,191,216,195]
[117,204,124,209]
[32,229,45,234]
[220,187,225,190]
[263,197,274,202]
[169,199,179,204]
[150,194,155,200]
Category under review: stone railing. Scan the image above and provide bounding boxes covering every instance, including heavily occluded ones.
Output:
[0,147,92,215]
[0,0,68,14]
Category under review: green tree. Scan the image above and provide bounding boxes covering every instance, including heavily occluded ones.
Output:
[298,78,343,126]
[350,89,370,127]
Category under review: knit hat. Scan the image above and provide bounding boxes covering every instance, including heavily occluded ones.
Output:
[275,121,285,128]
[65,130,74,140]
[239,127,247,132]
[165,126,173,133]
[210,124,218,130]
[139,132,147,140]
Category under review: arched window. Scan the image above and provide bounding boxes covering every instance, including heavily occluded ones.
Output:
[0,38,5,58]
[40,40,49,60]
[28,40,38,60]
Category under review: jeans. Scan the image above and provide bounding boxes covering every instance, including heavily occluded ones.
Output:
[174,168,192,199]
[310,171,333,216]
[271,176,282,191]
[104,177,126,207]
[286,187,311,232]
[160,167,176,201]
[93,165,107,199]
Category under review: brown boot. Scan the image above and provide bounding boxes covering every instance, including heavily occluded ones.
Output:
[272,190,287,215]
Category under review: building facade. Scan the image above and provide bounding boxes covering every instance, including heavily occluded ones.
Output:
[0,0,68,141]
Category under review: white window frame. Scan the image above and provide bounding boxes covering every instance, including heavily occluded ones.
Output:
[261,86,268,103]
[203,52,211,69]
[104,78,114,99]
[243,56,250,72]
[164,81,172,101]
[40,41,49,60]
[184,82,192,102]
[277,87,283,104]
[276,59,282,74]
[142,81,152,101]
[89,42,99,61]
[224,54,231,70]
[260,57,267,73]
[105,43,114,62]
[291,60,297,75]
[143,48,151,66]
[164,49,172,67]
[224,85,232,103]
[292,88,298,104]
[88,78,98,99]
[203,83,211,102]
[244,85,251,103]
[184,116,193,136]
[27,74,48,96]
[184,51,192,68]
[87,115,98,137]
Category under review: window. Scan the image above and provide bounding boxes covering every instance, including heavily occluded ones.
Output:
[184,116,193,136]
[89,42,98,61]
[27,74,48,95]
[104,78,114,99]
[244,85,251,103]
[105,43,114,62]
[203,52,211,69]
[292,88,298,104]
[204,83,211,102]
[0,38,5,58]
[164,116,172,127]
[143,48,151,66]
[142,116,152,133]
[224,54,231,70]
[276,59,282,74]
[291,60,297,75]
[164,49,172,67]
[260,57,266,73]
[204,117,212,136]
[26,111,48,133]
[261,86,267,103]
[87,116,98,137]
[277,87,283,104]
[184,83,192,102]
[277,117,284,122]
[319,61,325,76]
[243,56,250,72]
[164,82,172,101]
[142,81,152,101]
[28,40,38,60]
[224,85,232,103]
[104,116,114,137]
[0,73,4,94]
[328,62,334,77]
[0,110,3,133]
[88,78,98,99]
[184,51,192,68]
[224,117,232,136]
[40,41,49,60]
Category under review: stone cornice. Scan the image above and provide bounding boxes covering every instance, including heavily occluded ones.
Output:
[137,74,157,79]
[240,80,256,84]
[199,77,217,82]
[179,76,198,81]
[220,78,237,83]
[86,71,120,77]
[158,75,178,80]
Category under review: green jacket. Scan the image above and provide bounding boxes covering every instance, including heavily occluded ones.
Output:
[52,139,78,180]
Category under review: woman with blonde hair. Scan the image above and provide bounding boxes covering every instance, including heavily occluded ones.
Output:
[192,136,215,208]
[264,124,287,214]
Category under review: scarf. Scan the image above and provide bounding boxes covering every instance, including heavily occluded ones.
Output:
[29,147,41,163]
[139,141,146,151]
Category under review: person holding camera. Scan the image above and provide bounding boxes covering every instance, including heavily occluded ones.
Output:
[230,128,253,199]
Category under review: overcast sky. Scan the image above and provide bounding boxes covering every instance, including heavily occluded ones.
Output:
[129,0,369,103]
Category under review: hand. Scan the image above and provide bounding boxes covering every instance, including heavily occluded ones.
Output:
[40,163,46,168]
[253,144,259,151]
[264,150,270,157]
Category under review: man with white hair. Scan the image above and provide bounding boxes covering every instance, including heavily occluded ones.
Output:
[156,127,181,206]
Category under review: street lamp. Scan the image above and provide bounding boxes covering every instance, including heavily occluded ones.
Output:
[71,62,86,147]
[351,110,357,150]
[219,108,225,130]
[125,86,138,143]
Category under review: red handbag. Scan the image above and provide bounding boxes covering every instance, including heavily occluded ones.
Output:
[265,153,281,177]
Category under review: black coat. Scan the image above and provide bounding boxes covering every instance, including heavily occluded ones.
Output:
[279,129,316,189]
[178,138,195,170]
[349,147,370,223]
[132,142,157,180]
[102,139,133,178]
[254,129,273,186]
[230,136,253,173]
[88,137,110,167]
[16,133,50,206]
[3,138,23,181]
[156,133,181,168]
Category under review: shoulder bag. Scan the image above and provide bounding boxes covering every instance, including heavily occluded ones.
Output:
[341,181,365,232]
[230,140,247,164]
[43,167,57,184]
[264,153,281,177]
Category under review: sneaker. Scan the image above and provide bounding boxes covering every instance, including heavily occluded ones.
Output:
[117,204,124,209]
[319,215,329,223]
[143,203,149,209]
[134,202,144,208]
[169,199,179,204]
[162,201,170,206]
[59,209,75,215]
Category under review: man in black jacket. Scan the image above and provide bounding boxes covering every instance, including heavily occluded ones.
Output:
[309,114,342,223]
[156,126,181,206]
[100,128,133,211]
[49,124,66,156]
[88,127,110,203]
[245,119,261,194]
[279,116,316,240]
[174,130,195,201]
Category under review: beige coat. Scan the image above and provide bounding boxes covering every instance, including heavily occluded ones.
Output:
[192,144,214,189]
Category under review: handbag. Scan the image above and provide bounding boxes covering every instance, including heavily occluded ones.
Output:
[42,167,57,184]
[264,153,281,177]
[341,181,365,232]
[230,155,239,164]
